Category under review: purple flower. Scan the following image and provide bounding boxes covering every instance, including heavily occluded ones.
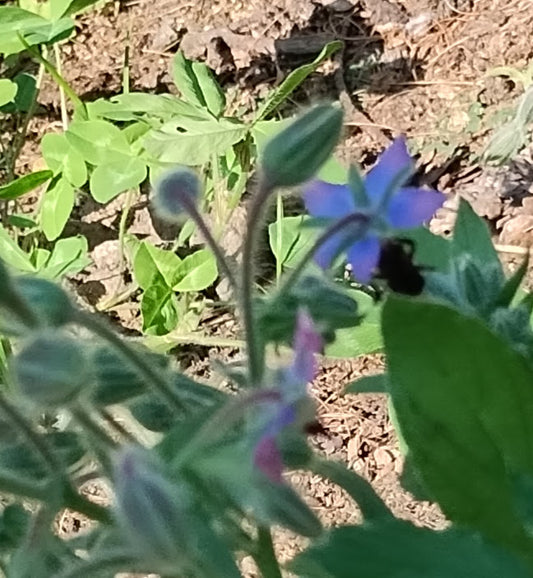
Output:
[253,311,321,483]
[303,136,445,283]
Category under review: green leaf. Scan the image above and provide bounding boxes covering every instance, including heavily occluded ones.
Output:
[39,235,90,278]
[66,119,131,165]
[325,291,383,358]
[345,373,387,394]
[172,51,225,116]
[0,505,30,553]
[0,7,73,54]
[133,242,181,289]
[256,40,343,121]
[42,132,87,187]
[11,72,37,113]
[290,520,531,578]
[496,255,529,308]
[258,273,360,345]
[40,177,74,241]
[383,296,533,555]
[268,215,318,270]
[87,92,212,122]
[173,249,218,292]
[0,79,17,107]
[0,224,35,272]
[89,156,147,202]
[49,0,99,19]
[403,227,451,272]
[453,198,500,265]
[143,117,247,166]
[0,170,52,201]
[191,61,225,117]
[141,282,178,335]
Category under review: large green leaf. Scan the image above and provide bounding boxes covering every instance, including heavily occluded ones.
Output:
[87,92,212,122]
[39,235,90,278]
[453,198,499,265]
[325,291,382,358]
[0,224,35,272]
[383,296,533,556]
[143,117,247,165]
[0,7,73,54]
[42,132,87,187]
[141,281,178,335]
[40,177,74,241]
[172,51,225,117]
[133,242,182,289]
[65,119,131,165]
[0,170,52,201]
[0,79,17,107]
[268,215,318,270]
[290,520,531,578]
[89,156,147,202]
[256,40,343,121]
[173,249,218,292]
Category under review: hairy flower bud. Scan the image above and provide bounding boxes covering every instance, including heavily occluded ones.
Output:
[13,332,88,407]
[261,104,343,188]
[0,274,75,336]
[113,446,195,574]
[152,168,201,222]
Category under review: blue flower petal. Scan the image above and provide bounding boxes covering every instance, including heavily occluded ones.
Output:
[387,187,445,229]
[314,230,350,269]
[347,235,381,283]
[364,136,414,205]
[303,181,355,218]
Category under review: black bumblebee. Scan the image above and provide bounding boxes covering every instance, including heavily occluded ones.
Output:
[374,238,426,297]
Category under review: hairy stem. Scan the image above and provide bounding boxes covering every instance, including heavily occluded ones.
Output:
[75,310,186,412]
[253,525,283,578]
[241,177,274,385]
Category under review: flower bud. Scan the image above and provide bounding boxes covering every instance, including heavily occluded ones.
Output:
[12,332,89,407]
[113,446,194,574]
[0,275,75,336]
[261,104,343,188]
[152,168,201,222]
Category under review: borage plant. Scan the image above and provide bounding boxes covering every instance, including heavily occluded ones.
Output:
[1,103,533,578]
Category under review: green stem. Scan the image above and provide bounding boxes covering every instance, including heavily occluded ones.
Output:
[277,212,370,300]
[53,43,68,130]
[0,393,60,473]
[118,189,135,263]
[0,468,49,501]
[241,177,274,385]
[98,406,138,444]
[275,193,283,284]
[0,468,110,524]
[71,405,118,451]
[253,525,283,578]
[180,193,238,292]
[62,484,112,524]
[75,310,186,412]
[176,389,280,465]
[310,457,391,521]
[18,34,86,117]
[55,550,136,578]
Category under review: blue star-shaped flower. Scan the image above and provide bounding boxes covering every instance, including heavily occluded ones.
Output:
[303,136,445,283]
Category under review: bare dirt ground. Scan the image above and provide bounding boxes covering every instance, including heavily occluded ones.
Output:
[9,0,533,573]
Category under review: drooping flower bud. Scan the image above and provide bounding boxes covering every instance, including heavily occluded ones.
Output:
[113,446,194,574]
[261,104,343,188]
[152,167,201,222]
[12,332,89,407]
[0,274,75,336]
